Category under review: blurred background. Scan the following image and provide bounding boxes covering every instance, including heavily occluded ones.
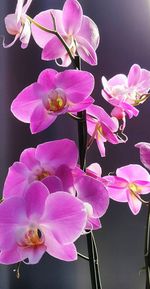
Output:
[1,0,150,288]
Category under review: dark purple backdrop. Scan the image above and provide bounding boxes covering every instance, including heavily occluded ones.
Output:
[1,1,150,288]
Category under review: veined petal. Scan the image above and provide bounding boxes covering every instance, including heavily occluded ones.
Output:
[45,234,77,261]
[135,142,150,170]
[42,35,66,61]
[19,245,46,264]
[20,18,31,49]
[23,0,32,14]
[11,83,43,123]
[36,139,78,169]
[37,69,57,90]
[63,0,83,35]
[78,15,100,50]
[24,182,49,220]
[116,164,150,183]
[0,245,21,265]
[55,70,94,97]
[75,175,109,218]
[128,64,141,87]
[15,0,24,21]
[31,10,64,48]
[30,104,57,134]
[76,36,97,65]
[69,96,94,112]
[3,162,30,198]
[4,14,21,35]
[20,148,39,170]
[127,189,142,215]
[42,176,63,193]
[96,133,106,157]
[42,192,86,244]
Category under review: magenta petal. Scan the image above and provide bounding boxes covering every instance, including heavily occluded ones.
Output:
[76,36,97,65]
[42,176,63,193]
[19,245,46,264]
[3,162,30,198]
[104,176,128,202]
[87,217,101,230]
[11,83,43,123]
[56,70,94,97]
[30,104,57,134]
[63,0,83,35]
[25,182,49,220]
[127,190,142,215]
[36,139,78,169]
[69,96,94,112]
[135,142,150,170]
[116,164,150,182]
[32,10,64,48]
[37,69,57,90]
[42,36,66,61]
[42,192,86,244]
[0,246,21,265]
[96,134,106,157]
[45,234,77,261]
[128,64,141,87]
[78,15,100,50]
[55,165,74,194]
[75,175,109,218]
[20,148,39,170]
[0,197,27,224]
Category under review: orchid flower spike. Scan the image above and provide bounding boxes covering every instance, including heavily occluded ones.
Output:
[31,0,100,66]
[4,0,32,48]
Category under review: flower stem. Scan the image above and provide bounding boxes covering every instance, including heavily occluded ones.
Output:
[144,203,150,289]
[75,56,102,289]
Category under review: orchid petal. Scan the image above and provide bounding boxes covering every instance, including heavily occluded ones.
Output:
[42,35,66,61]
[3,162,30,198]
[45,235,77,261]
[128,64,141,87]
[30,104,57,134]
[78,15,100,50]
[24,182,49,220]
[55,70,94,97]
[11,83,43,123]
[36,139,78,169]
[76,36,97,65]
[20,148,39,170]
[75,175,109,218]
[42,192,86,244]
[135,142,150,170]
[37,69,57,90]
[116,164,150,182]
[63,0,83,35]
[32,10,64,48]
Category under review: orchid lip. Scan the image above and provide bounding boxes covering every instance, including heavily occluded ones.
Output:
[43,89,67,113]
[18,227,45,248]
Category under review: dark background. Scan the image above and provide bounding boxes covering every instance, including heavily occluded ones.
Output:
[1,0,150,288]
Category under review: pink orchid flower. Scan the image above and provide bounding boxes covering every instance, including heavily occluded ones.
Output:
[101,64,150,121]
[86,104,120,157]
[135,142,150,170]
[31,0,100,66]
[4,0,32,48]
[3,139,78,199]
[11,68,94,134]
[0,181,87,264]
[104,164,150,215]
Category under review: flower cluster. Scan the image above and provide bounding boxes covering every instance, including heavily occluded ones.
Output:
[2,0,150,281]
